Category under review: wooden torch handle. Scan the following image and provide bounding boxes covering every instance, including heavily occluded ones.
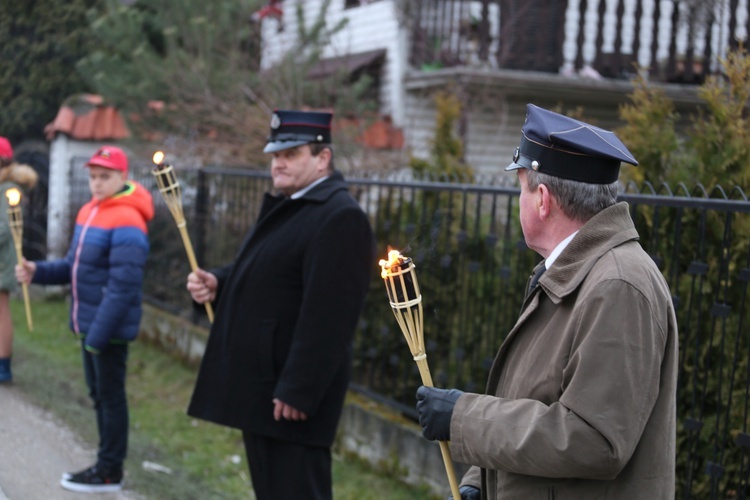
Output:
[13,240,33,331]
[414,357,461,499]
[177,224,214,323]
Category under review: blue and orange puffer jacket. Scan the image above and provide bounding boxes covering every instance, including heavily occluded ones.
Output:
[33,181,154,353]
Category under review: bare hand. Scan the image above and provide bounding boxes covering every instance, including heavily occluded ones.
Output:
[272,398,308,421]
[186,268,217,304]
[15,259,36,285]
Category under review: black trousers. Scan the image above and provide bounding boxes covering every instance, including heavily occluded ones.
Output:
[81,341,129,472]
[242,432,332,500]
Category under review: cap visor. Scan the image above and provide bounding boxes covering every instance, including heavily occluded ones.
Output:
[86,158,118,169]
[263,140,309,154]
[505,161,524,172]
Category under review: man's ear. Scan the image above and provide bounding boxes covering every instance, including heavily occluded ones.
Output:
[538,183,553,221]
[317,147,332,172]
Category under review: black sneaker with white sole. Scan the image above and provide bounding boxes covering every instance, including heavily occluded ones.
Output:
[60,465,123,493]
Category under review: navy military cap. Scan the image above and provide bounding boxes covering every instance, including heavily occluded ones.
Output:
[506,104,638,184]
[264,109,333,153]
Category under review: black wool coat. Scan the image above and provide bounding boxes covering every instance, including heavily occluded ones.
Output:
[187,172,375,447]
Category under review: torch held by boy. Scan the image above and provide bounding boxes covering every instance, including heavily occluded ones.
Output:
[5,188,33,331]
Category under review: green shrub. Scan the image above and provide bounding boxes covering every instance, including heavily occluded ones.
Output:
[618,48,750,498]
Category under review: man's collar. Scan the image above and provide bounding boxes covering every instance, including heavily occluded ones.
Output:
[545,230,578,269]
[290,175,329,199]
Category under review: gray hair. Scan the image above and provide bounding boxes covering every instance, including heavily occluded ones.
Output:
[525,170,619,222]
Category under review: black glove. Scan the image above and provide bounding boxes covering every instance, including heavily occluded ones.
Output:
[416,386,463,441]
[448,485,481,500]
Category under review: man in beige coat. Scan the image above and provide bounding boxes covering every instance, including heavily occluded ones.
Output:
[416,104,678,499]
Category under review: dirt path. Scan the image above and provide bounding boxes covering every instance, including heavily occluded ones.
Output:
[0,383,142,500]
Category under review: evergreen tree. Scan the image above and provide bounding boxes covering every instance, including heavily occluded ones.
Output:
[77,0,377,166]
[77,0,267,165]
[0,0,99,142]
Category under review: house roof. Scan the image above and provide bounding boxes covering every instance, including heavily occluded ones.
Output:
[308,49,386,79]
[44,94,130,141]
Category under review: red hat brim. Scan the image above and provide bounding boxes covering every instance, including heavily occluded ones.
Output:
[86,157,126,172]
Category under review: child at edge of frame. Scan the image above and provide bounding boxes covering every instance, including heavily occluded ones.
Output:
[15,145,154,493]
[0,135,38,383]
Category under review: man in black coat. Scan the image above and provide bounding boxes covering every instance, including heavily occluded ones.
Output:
[186,109,375,499]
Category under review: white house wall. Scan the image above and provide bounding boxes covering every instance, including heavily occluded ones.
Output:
[402,91,433,164]
[260,0,407,125]
[464,99,523,177]
[260,0,727,176]
[403,93,523,178]
[404,91,630,179]
[260,0,749,80]
[465,98,628,178]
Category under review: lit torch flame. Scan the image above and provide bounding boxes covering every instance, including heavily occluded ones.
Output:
[378,246,461,498]
[152,151,165,166]
[379,248,406,279]
[5,188,21,207]
[5,186,33,331]
[149,151,214,323]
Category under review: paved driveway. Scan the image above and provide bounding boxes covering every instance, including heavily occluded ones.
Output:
[0,384,141,500]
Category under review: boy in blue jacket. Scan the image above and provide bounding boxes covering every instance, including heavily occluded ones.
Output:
[16,145,154,493]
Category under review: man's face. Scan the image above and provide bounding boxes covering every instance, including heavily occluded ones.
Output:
[517,169,542,253]
[270,144,329,197]
[88,166,126,201]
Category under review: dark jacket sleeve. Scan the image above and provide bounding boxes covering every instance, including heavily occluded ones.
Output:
[190,263,233,315]
[209,263,234,305]
[32,236,77,285]
[32,260,72,285]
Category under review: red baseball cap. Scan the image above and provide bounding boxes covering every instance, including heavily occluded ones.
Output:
[0,137,13,159]
[86,145,128,175]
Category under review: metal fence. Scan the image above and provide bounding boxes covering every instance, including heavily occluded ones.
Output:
[67,165,750,498]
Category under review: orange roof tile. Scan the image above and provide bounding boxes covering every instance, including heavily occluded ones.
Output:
[44,94,130,141]
[336,116,404,150]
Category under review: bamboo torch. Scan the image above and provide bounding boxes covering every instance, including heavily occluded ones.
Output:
[151,152,214,323]
[379,248,460,499]
[5,188,33,331]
